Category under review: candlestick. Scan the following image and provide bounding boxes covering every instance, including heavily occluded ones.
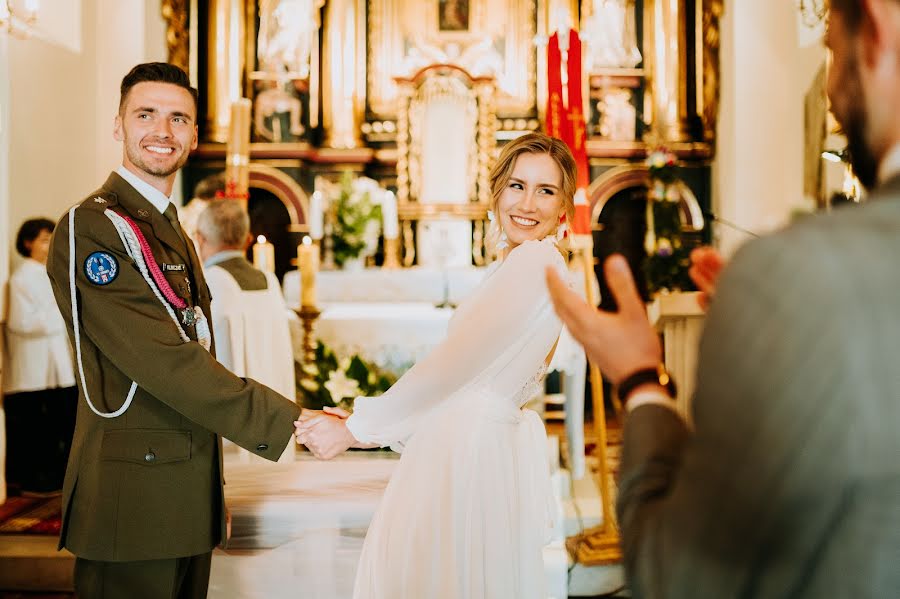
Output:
[252,234,275,273]
[297,235,320,307]
[295,304,322,392]
[382,236,401,269]
[309,191,324,240]
[381,190,399,240]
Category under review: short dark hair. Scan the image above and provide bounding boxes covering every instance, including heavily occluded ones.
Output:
[193,172,227,200]
[15,218,54,258]
[119,62,199,114]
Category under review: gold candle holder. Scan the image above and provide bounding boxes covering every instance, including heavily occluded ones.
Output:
[382,237,401,269]
[295,305,322,385]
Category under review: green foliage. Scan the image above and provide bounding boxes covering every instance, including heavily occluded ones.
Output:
[642,149,695,295]
[297,340,395,413]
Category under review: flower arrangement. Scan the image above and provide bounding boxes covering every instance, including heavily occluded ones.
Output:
[643,148,694,294]
[320,172,384,268]
[298,340,395,412]
[646,148,678,184]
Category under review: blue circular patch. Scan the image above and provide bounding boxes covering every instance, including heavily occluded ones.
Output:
[84,252,119,285]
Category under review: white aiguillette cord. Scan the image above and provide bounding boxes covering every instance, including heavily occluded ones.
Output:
[68,206,209,418]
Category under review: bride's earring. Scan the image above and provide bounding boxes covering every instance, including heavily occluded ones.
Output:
[556,222,567,242]
[497,229,509,250]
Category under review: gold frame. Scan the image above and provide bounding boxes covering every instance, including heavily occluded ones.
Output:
[394,64,495,266]
[367,0,537,119]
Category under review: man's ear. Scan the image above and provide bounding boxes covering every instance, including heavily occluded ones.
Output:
[113,114,124,142]
[191,125,199,151]
[859,0,894,68]
[244,233,254,251]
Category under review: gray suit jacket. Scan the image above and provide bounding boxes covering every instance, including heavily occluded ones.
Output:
[617,175,900,598]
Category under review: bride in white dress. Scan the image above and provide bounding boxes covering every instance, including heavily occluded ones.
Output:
[296,132,578,599]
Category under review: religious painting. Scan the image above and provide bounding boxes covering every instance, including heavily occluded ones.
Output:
[367,0,538,119]
[438,0,470,31]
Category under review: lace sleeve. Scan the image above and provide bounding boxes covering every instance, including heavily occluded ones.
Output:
[345,240,566,452]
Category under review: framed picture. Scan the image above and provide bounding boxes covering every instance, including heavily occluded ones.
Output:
[438,0,470,31]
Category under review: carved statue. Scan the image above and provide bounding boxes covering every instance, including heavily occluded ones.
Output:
[597,89,637,141]
[257,0,319,77]
[582,0,642,70]
[254,81,305,142]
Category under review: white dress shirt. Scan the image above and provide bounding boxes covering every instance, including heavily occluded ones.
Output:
[116,165,173,214]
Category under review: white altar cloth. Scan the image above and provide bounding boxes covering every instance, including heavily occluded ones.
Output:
[289,302,454,373]
[282,267,486,306]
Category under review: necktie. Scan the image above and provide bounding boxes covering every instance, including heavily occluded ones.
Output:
[163,203,186,246]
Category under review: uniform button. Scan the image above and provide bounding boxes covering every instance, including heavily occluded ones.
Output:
[256,444,268,451]
[144,451,156,462]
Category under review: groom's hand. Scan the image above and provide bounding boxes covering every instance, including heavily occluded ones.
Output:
[295,411,356,459]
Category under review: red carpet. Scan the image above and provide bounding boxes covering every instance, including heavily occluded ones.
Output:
[0,495,62,535]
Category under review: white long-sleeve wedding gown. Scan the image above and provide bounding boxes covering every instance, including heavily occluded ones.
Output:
[345,238,569,599]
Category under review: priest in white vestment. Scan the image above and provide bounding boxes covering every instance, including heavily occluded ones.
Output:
[195,200,297,461]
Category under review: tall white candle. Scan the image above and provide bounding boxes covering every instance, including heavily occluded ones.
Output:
[382,190,399,240]
[252,235,275,273]
[297,236,320,308]
[309,190,324,240]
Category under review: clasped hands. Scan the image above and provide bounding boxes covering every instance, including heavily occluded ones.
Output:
[295,406,376,459]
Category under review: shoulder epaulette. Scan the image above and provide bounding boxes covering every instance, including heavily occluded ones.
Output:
[79,191,119,210]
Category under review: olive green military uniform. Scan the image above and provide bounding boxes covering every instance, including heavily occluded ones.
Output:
[47,172,301,597]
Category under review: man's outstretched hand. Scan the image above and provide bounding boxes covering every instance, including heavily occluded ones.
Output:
[545,254,661,385]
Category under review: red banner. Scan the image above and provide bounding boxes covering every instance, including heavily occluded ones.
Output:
[566,29,590,190]
[546,33,573,150]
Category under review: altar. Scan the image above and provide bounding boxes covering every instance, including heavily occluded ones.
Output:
[282,267,487,306]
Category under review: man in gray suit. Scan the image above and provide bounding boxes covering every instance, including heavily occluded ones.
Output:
[546,1,900,597]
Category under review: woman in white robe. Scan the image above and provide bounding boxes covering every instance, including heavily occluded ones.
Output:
[3,218,77,495]
[297,133,578,599]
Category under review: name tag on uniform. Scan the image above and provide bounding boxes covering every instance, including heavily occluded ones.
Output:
[162,263,186,272]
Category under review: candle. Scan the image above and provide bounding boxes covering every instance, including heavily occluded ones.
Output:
[309,191,324,240]
[298,236,320,308]
[382,190,399,240]
[226,98,252,197]
[252,234,275,273]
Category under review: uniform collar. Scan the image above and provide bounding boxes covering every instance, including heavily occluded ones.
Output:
[204,249,246,269]
[116,165,172,215]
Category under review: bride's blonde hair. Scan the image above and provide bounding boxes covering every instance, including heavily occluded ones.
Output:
[486,132,577,251]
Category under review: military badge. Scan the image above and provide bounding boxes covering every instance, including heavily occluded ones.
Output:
[138,209,151,218]
[84,251,119,285]
[93,197,107,204]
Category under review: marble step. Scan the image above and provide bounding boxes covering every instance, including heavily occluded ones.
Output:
[0,534,73,591]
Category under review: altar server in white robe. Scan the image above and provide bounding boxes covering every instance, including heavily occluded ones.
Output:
[196,200,296,461]
[297,133,577,599]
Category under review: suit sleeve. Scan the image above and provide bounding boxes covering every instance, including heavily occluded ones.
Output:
[616,230,860,598]
[47,207,301,461]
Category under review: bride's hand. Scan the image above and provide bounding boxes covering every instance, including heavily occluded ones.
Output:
[295,412,357,459]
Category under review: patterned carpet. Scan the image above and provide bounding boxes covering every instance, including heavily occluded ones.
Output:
[0,495,62,536]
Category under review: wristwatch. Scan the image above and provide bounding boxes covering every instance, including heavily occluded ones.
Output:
[616,364,677,404]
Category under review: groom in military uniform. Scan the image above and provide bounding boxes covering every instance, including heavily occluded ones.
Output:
[47,62,302,598]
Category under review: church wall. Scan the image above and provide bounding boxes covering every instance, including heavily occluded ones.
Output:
[4,0,168,277]
[714,0,826,256]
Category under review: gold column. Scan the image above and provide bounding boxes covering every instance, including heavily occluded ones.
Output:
[644,0,691,142]
[322,0,366,148]
[205,0,248,143]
